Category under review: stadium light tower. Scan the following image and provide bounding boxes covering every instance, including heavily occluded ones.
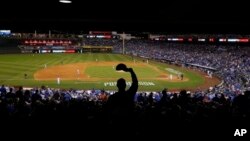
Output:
[49,30,51,38]
[122,32,125,54]
[59,0,72,4]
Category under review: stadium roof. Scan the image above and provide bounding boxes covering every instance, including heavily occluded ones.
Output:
[0,0,249,33]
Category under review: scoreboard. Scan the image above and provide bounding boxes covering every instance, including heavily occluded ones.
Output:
[87,31,119,39]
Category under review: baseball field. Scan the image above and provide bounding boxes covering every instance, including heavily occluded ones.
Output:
[0,53,220,91]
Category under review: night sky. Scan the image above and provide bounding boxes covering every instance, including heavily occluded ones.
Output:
[0,0,249,33]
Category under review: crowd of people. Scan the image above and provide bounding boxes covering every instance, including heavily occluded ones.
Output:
[115,40,250,92]
[84,38,250,94]
[0,85,249,137]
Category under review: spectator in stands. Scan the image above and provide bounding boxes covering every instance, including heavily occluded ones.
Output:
[15,86,24,102]
[159,88,168,105]
[0,84,7,96]
[107,63,138,112]
[106,63,138,135]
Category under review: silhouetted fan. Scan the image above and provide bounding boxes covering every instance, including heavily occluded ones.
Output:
[116,63,127,71]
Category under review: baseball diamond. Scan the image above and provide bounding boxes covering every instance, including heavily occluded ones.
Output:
[0,53,220,91]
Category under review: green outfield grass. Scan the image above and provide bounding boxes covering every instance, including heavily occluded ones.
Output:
[0,53,205,91]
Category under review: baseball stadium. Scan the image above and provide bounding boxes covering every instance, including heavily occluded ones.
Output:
[1,0,250,139]
[0,31,223,92]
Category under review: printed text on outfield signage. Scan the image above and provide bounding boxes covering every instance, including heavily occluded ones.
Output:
[104,82,155,87]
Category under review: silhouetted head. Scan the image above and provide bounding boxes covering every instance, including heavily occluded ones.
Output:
[117,78,126,91]
[19,86,23,90]
[162,88,167,95]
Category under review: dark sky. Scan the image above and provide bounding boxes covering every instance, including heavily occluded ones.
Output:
[0,0,249,33]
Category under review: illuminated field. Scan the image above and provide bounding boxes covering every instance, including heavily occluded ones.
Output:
[0,53,220,91]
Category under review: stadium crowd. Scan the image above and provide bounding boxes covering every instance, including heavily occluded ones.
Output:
[114,39,250,93]
[0,84,249,137]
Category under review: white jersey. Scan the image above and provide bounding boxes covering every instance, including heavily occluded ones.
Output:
[170,74,173,80]
[57,77,61,85]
